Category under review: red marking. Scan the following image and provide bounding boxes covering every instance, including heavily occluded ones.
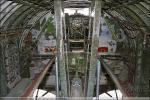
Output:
[98,47,108,52]
[45,48,49,52]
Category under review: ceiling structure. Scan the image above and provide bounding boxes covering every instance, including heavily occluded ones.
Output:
[0,0,150,99]
[0,0,149,33]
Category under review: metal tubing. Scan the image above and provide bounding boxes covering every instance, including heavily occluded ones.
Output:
[35,89,39,99]
[84,7,92,96]
[63,12,70,96]
[115,89,119,100]
[55,57,59,97]
[87,0,101,97]
[64,43,70,96]
[96,60,101,99]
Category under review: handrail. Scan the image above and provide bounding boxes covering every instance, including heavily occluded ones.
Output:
[100,59,129,98]
[21,57,55,97]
